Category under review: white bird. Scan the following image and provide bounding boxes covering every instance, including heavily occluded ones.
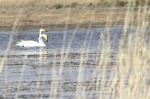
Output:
[16,28,48,47]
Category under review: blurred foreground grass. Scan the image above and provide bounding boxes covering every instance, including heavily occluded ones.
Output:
[0,0,150,99]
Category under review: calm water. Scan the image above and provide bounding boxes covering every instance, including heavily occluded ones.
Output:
[0,27,126,53]
[0,27,149,99]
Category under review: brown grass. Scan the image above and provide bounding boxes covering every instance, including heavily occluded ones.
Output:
[0,0,149,28]
[0,0,141,8]
[0,0,107,8]
[0,8,137,27]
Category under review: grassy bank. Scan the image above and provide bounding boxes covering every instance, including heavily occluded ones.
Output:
[0,8,128,27]
[0,0,149,9]
[0,0,125,8]
[0,0,149,29]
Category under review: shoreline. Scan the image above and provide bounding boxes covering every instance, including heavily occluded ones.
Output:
[0,22,125,31]
[0,7,149,31]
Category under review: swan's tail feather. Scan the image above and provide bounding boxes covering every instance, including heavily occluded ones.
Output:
[16,40,24,46]
[16,40,23,46]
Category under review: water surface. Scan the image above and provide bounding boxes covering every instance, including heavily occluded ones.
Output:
[0,27,149,99]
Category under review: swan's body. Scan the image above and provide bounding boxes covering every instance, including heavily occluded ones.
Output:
[16,28,48,47]
[17,40,45,47]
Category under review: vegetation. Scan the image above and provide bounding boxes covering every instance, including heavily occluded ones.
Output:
[70,2,78,8]
[0,0,150,9]
[53,4,63,9]
[0,0,150,99]
[118,1,128,6]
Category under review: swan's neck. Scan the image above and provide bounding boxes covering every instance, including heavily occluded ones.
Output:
[39,36,43,43]
[39,31,44,44]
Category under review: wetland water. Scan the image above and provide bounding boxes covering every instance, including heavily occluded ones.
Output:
[0,27,149,99]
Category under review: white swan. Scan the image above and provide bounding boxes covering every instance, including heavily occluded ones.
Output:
[16,28,48,47]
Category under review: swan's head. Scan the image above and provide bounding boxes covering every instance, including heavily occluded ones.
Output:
[40,28,47,32]
[42,34,48,42]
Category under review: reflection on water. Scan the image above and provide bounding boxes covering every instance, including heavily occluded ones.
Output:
[0,27,149,99]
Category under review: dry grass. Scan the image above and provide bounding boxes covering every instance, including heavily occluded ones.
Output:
[0,0,109,8]
[0,0,149,27]
[0,0,146,9]
[0,9,128,26]
[0,0,150,99]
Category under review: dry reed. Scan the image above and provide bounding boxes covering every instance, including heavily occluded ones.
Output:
[0,0,150,99]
